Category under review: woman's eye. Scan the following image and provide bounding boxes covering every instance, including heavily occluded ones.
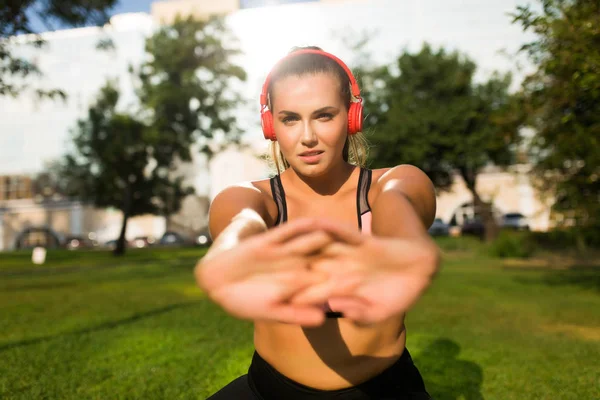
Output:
[282,116,298,124]
[317,113,333,121]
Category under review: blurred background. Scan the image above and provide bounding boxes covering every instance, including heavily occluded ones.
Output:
[0,1,598,398]
[4,0,597,255]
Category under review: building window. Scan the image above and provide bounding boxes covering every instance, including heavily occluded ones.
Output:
[0,175,34,200]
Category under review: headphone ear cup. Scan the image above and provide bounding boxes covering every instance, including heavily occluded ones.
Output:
[261,110,276,141]
[347,102,363,135]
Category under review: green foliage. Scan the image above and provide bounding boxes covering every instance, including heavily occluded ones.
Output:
[364,43,523,191]
[55,81,194,255]
[433,236,486,253]
[0,0,117,98]
[359,43,525,241]
[488,230,536,258]
[134,15,247,160]
[529,226,600,250]
[511,0,600,232]
[58,81,193,215]
[55,16,247,255]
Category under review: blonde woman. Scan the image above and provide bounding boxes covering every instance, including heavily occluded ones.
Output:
[196,47,439,399]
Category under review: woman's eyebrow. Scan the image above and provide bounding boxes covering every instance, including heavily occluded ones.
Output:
[277,106,339,116]
[311,106,338,115]
[277,110,299,116]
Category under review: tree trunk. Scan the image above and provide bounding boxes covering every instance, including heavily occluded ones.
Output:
[460,167,499,242]
[575,229,587,254]
[470,188,499,242]
[114,185,131,256]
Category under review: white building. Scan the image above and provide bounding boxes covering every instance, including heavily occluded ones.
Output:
[0,0,547,250]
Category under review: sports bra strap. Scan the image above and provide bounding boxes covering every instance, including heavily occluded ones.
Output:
[269,174,287,226]
[356,168,372,230]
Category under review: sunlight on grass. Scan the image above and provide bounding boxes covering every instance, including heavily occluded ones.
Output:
[1,243,598,399]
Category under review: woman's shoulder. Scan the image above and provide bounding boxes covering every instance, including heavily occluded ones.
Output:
[368,164,435,201]
[210,178,279,227]
[369,164,430,186]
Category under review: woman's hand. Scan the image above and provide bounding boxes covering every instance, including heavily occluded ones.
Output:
[195,218,340,326]
[290,220,441,325]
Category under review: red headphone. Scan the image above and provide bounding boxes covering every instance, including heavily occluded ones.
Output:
[260,49,363,141]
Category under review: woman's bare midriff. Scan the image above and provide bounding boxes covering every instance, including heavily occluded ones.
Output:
[254,315,407,390]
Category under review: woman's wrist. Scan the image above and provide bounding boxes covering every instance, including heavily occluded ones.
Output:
[203,209,268,261]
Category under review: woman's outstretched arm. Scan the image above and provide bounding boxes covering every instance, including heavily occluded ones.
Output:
[289,165,441,324]
[194,184,339,326]
[371,164,437,240]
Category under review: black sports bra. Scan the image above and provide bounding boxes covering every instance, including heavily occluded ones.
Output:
[269,168,373,318]
[269,167,373,232]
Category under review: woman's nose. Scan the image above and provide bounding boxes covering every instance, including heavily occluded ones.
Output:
[300,121,318,146]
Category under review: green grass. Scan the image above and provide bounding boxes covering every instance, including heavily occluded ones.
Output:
[1,243,599,399]
[0,247,205,271]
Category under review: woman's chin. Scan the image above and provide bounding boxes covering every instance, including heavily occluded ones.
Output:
[290,162,329,178]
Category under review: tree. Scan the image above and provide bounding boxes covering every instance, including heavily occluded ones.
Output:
[1,0,118,99]
[56,16,247,255]
[132,15,247,232]
[134,15,247,164]
[56,81,194,255]
[511,0,600,246]
[363,44,524,241]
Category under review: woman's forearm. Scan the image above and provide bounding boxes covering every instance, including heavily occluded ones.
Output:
[371,189,430,240]
[195,208,268,294]
[202,208,268,262]
[371,190,440,279]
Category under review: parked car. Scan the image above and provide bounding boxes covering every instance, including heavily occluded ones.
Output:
[501,212,530,231]
[428,218,450,237]
[64,235,95,250]
[157,231,212,248]
[159,231,190,247]
[132,236,156,248]
[461,218,485,238]
[105,239,127,249]
[14,227,62,249]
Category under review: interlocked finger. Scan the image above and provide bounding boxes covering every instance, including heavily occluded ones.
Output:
[265,268,328,299]
[280,230,335,256]
[326,296,370,321]
[290,272,363,306]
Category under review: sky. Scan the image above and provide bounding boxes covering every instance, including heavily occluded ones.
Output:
[28,0,157,33]
[3,0,536,190]
[27,0,319,33]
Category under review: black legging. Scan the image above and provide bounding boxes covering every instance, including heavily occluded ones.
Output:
[207,348,432,399]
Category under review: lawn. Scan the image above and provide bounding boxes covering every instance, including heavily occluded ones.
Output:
[0,242,598,399]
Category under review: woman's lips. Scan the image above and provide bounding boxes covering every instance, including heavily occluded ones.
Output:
[298,150,324,164]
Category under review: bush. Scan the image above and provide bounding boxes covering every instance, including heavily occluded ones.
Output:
[434,236,485,253]
[529,226,600,250]
[489,230,536,259]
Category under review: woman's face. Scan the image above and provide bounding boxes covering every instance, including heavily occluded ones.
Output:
[270,72,348,177]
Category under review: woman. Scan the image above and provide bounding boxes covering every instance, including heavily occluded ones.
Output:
[196,46,439,399]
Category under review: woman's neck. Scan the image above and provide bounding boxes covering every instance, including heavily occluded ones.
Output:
[284,161,357,197]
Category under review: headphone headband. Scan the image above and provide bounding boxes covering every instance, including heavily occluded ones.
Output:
[260,49,361,107]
